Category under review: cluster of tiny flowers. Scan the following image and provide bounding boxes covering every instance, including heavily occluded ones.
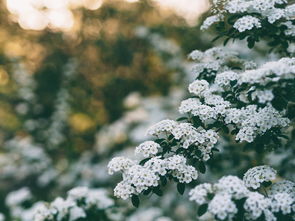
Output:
[209,193,238,220]
[135,141,160,157]
[268,180,295,216]
[0,137,55,187]
[146,119,177,137]
[232,105,289,143]
[189,183,213,205]
[202,0,295,36]
[251,90,274,104]
[215,176,250,199]
[200,15,223,30]
[238,57,295,85]
[149,120,218,160]
[269,193,294,215]
[165,155,198,183]
[6,187,32,211]
[243,165,277,189]
[109,154,198,200]
[108,157,135,175]
[33,187,114,221]
[188,80,209,97]
[181,55,292,145]
[244,192,273,220]
[187,47,248,79]
[268,180,295,199]
[233,15,262,32]
[215,71,238,87]
[189,166,295,221]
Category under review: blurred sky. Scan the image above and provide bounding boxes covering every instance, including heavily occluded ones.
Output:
[6,0,209,30]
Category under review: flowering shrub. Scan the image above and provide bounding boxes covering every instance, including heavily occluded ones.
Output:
[108,1,295,219]
[189,166,295,221]
[202,0,295,51]
[32,187,117,221]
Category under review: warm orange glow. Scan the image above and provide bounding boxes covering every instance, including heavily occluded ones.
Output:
[152,0,210,24]
[0,69,9,85]
[6,0,209,31]
[5,0,103,31]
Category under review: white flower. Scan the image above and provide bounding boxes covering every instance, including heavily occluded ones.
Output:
[269,180,295,199]
[188,80,209,97]
[68,187,88,200]
[201,15,223,30]
[189,183,213,205]
[69,206,86,221]
[146,119,177,137]
[107,157,135,175]
[208,193,238,220]
[270,192,294,215]
[215,71,238,86]
[233,16,262,32]
[135,141,160,157]
[243,165,277,189]
[188,50,203,60]
[244,192,272,220]
[0,213,4,221]
[6,187,32,208]
[215,176,249,199]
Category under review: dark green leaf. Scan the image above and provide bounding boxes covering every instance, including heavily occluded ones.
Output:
[131,195,140,208]
[153,187,163,196]
[139,158,151,165]
[177,183,185,195]
[160,176,167,186]
[198,161,206,174]
[198,204,208,217]
[262,181,272,188]
[143,188,152,195]
[176,117,188,122]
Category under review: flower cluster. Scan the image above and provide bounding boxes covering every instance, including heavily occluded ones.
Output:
[33,187,115,221]
[202,0,295,50]
[180,53,292,147]
[243,165,277,189]
[233,15,262,32]
[135,141,160,157]
[189,166,295,221]
[0,137,56,186]
[187,47,252,81]
[109,155,198,200]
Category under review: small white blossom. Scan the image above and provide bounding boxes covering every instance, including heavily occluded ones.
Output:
[135,141,160,157]
[188,80,209,97]
[233,16,262,32]
[243,165,277,189]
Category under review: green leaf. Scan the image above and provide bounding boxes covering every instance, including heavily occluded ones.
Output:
[131,195,140,208]
[222,126,229,134]
[247,37,255,49]
[223,37,231,46]
[160,176,167,186]
[198,161,206,174]
[262,181,272,188]
[197,204,208,217]
[177,183,185,195]
[139,158,151,165]
[143,188,152,195]
[176,117,188,122]
[153,187,163,196]
[155,138,165,144]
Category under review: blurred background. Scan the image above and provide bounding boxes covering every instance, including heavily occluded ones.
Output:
[0,0,215,220]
